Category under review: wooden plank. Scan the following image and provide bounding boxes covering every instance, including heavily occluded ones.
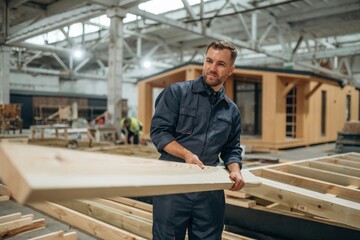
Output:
[224,190,251,199]
[0,213,21,224]
[29,230,77,240]
[285,165,360,187]
[302,161,360,177]
[243,178,360,229]
[320,157,360,168]
[92,198,152,221]
[257,168,360,202]
[225,197,257,208]
[0,218,45,238]
[0,217,33,235]
[106,197,153,212]
[0,143,261,203]
[28,201,145,240]
[336,153,360,162]
[58,199,153,239]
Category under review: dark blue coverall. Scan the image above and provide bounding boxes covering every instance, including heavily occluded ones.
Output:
[150,76,243,240]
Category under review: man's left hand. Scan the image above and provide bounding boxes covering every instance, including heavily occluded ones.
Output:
[229,171,245,191]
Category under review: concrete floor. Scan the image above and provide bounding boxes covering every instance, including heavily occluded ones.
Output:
[0,200,96,240]
[245,142,337,161]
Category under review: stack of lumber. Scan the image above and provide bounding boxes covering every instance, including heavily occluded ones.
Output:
[0,211,77,239]
[29,197,254,240]
[0,183,11,202]
[336,121,360,153]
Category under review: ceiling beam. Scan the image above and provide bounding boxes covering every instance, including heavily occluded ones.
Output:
[7,5,105,44]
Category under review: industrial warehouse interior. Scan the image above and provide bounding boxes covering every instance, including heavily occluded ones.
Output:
[0,0,359,239]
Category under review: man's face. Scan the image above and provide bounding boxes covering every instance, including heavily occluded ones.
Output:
[202,47,235,91]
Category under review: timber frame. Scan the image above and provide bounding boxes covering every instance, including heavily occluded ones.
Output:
[243,152,360,229]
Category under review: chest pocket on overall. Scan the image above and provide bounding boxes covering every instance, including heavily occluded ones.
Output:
[176,107,196,135]
[213,115,232,138]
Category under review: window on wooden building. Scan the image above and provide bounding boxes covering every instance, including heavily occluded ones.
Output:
[234,76,262,136]
[346,94,351,121]
[321,91,326,136]
[286,87,297,138]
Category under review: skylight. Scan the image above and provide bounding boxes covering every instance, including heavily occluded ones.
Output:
[25,0,209,45]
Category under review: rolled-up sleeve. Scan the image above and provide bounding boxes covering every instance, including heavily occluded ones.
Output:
[220,111,243,169]
[150,86,180,152]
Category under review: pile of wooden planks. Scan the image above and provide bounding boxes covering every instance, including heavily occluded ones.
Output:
[29,197,254,240]
[0,211,77,239]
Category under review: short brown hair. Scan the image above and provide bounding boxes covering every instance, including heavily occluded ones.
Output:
[206,40,238,65]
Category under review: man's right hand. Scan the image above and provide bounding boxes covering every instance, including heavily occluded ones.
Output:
[164,140,205,169]
[184,152,205,169]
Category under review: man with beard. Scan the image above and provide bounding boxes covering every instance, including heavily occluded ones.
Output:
[150,40,244,240]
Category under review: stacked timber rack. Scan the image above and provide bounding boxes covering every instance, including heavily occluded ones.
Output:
[336,121,360,153]
[28,197,254,240]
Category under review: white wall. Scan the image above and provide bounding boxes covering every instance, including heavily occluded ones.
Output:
[10,72,60,92]
[60,78,138,117]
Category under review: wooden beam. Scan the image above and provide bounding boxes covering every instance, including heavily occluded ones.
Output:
[29,201,145,240]
[259,168,360,202]
[29,230,77,240]
[286,165,360,187]
[301,161,360,178]
[0,218,45,238]
[0,213,21,224]
[282,80,299,97]
[305,82,323,100]
[0,143,261,203]
[92,198,152,221]
[106,197,153,212]
[58,199,153,239]
[321,158,360,169]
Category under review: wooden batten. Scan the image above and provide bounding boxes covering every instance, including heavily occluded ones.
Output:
[28,201,145,240]
[0,142,261,203]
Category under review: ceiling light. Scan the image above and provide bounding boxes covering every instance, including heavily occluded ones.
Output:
[143,60,151,69]
[72,48,85,60]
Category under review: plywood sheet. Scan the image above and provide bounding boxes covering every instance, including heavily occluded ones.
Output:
[0,143,260,203]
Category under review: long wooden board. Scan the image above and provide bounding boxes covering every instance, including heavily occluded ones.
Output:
[0,143,261,203]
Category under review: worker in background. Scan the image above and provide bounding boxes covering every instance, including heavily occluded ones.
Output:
[120,117,143,145]
[150,40,244,239]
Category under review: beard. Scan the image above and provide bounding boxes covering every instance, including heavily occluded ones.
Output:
[203,71,225,88]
